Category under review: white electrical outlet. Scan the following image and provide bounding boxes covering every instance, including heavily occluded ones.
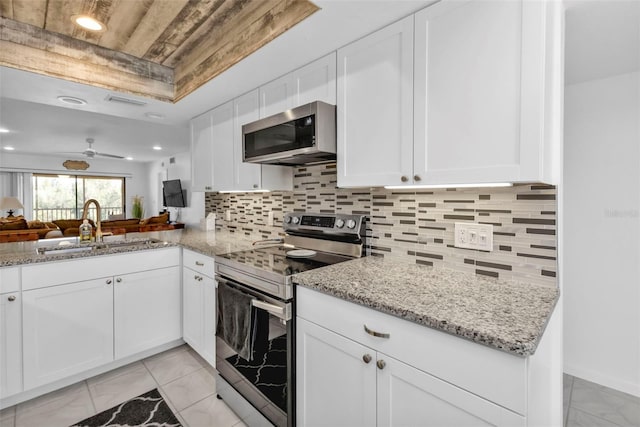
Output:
[454,222,493,251]
[225,210,231,221]
[267,211,274,227]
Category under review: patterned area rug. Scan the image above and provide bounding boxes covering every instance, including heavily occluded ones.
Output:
[70,389,181,427]
[226,334,287,412]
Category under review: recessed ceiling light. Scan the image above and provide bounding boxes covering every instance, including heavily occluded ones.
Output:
[71,15,107,32]
[0,128,9,133]
[145,112,165,119]
[125,157,134,161]
[3,146,15,151]
[57,96,87,105]
[152,146,162,151]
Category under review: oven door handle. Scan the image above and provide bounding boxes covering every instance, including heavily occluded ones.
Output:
[252,299,286,317]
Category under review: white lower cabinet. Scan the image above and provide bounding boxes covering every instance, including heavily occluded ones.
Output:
[114,266,182,359]
[297,317,376,427]
[0,291,22,398]
[22,278,114,390]
[182,249,216,366]
[297,287,526,426]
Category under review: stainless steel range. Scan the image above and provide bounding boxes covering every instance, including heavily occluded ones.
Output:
[215,212,367,427]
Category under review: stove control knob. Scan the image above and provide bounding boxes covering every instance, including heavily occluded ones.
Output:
[346,219,357,229]
[284,216,292,224]
[292,216,300,224]
[335,219,345,228]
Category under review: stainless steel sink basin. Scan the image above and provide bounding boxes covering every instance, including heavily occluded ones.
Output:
[36,238,164,256]
[36,245,95,256]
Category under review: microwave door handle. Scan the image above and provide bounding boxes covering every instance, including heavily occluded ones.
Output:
[251,299,290,321]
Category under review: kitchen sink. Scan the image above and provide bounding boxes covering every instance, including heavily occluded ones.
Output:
[36,238,164,256]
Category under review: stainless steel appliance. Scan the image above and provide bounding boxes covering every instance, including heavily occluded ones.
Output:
[242,101,336,165]
[215,212,367,427]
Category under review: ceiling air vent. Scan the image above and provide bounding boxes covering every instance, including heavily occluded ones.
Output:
[105,95,147,106]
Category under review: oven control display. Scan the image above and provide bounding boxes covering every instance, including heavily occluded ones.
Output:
[300,215,335,228]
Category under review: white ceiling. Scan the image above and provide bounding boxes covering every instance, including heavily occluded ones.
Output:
[0,0,435,163]
[1,0,637,163]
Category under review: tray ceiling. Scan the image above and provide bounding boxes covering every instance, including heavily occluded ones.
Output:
[0,0,318,102]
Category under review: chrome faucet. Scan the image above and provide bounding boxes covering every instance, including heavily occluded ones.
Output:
[82,199,103,242]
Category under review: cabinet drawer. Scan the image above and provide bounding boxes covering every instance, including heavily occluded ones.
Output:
[0,267,20,293]
[183,249,215,278]
[22,248,180,291]
[297,286,527,415]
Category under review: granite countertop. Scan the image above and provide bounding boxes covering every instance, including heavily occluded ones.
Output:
[0,228,255,267]
[292,257,559,357]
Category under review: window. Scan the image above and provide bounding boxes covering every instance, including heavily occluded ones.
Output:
[32,174,125,222]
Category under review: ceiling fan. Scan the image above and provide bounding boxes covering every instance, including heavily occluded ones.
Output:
[80,138,124,159]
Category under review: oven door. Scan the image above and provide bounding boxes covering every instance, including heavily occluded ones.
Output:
[215,275,294,427]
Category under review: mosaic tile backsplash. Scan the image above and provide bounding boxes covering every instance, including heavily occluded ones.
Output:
[205,164,557,287]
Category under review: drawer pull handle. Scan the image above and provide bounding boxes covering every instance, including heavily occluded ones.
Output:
[377,359,386,370]
[362,354,372,364]
[364,325,390,339]
[195,261,205,266]
[116,278,122,283]
[400,176,409,183]
[7,295,16,302]
[106,279,112,285]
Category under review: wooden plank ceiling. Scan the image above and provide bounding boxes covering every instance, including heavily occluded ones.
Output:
[0,0,319,102]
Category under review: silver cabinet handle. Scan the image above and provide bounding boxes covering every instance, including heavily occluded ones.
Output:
[253,184,258,189]
[116,278,122,283]
[195,261,204,266]
[414,175,421,182]
[364,325,390,339]
[7,295,16,302]
[362,354,372,364]
[194,275,203,281]
[401,176,409,182]
[106,279,112,285]
[377,359,386,370]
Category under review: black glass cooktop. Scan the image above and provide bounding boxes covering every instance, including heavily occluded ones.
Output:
[217,245,353,277]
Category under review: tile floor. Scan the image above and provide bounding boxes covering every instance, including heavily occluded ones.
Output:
[3,354,639,427]
[564,374,640,427]
[0,345,253,427]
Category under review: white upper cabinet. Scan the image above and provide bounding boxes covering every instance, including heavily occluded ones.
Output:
[259,73,295,118]
[292,52,337,107]
[190,111,214,192]
[337,16,415,188]
[211,100,235,192]
[413,0,562,185]
[234,90,264,190]
[337,0,562,187]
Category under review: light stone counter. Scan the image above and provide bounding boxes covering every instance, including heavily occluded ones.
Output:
[292,256,559,357]
[0,228,255,267]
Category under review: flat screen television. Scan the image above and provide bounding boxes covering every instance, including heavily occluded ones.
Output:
[162,179,186,208]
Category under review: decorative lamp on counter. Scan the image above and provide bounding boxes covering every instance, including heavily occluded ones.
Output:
[0,197,24,217]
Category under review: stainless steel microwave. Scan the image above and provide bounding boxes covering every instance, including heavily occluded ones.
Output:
[242,101,336,166]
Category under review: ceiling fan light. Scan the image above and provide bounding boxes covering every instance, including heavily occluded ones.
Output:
[72,15,107,32]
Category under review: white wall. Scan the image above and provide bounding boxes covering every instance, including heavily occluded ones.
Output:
[0,152,151,219]
[563,71,640,396]
[147,151,204,227]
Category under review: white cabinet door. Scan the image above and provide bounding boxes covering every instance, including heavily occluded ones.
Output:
[292,52,337,107]
[0,292,22,398]
[182,267,203,351]
[233,90,262,190]
[201,275,216,366]
[260,73,294,118]
[191,111,214,192]
[337,16,414,188]
[297,318,376,427]
[211,100,235,192]
[23,278,114,390]
[413,0,560,185]
[114,266,182,359]
[377,354,525,427]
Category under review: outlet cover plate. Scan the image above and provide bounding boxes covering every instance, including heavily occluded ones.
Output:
[454,222,493,251]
